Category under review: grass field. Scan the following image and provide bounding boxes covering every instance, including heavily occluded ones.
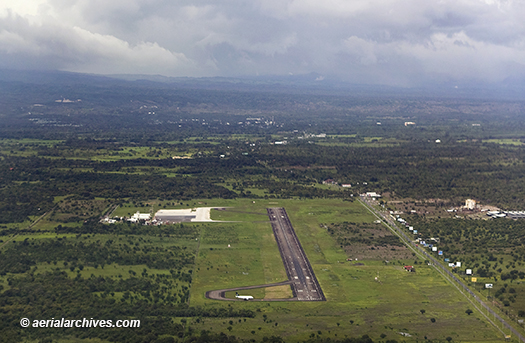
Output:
[0,197,510,342]
[484,139,524,146]
[189,199,504,342]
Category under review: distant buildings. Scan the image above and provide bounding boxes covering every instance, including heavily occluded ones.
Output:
[129,212,151,222]
[322,180,352,188]
[487,210,525,218]
[365,192,381,198]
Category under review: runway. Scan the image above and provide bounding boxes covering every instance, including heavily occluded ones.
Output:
[205,207,325,302]
[267,207,325,301]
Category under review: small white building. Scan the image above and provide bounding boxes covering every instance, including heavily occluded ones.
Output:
[465,199,476,210]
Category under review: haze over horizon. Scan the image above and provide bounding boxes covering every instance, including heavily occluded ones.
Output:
[2,0,525,87]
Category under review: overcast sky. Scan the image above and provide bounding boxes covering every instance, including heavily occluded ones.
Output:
[1,0,525,86]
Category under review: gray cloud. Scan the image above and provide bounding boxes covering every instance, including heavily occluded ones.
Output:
[1,0,525,85]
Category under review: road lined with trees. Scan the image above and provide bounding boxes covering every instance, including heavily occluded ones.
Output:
[359,196,525,343]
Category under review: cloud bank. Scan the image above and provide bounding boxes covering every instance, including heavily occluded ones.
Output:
[1,0,525,86]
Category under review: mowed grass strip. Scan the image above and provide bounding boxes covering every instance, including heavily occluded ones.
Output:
[191,219,286,306]
[264,285,294,299]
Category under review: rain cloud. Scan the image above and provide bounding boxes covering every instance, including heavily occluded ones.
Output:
[1,0,525,86]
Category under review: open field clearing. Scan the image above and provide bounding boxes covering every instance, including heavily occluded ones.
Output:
[0,139,204,161]
[189,199,504,342]
[483,139,524,146]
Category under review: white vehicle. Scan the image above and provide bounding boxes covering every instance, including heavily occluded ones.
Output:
[235,292,253,300]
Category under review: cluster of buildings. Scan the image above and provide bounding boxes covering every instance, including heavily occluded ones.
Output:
[322,179,355,188]
[363,192,381,198]
[459,198,525,219]
[128,212,151,223]
[102,211,152,224]
[322,180,377,191]
[102,207,219,225]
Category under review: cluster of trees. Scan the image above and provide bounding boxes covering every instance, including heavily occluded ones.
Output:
[0,235,195,274]
[405,216,525,312]
[0,270,258,343]
[0,153,239,223]
[255,141,525,208]
[325,222,406,251]
[4,106,525,225]
[412,218,525,252]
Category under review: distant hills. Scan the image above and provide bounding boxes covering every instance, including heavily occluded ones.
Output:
[1,69,525,100]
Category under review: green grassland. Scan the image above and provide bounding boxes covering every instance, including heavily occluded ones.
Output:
[0,196,512,342]
[0,139,210,162]
[313,135,404,148]
[223,285,294,300]
[483,139,524,146]
[316,140,401,148]
[189,199,504,342]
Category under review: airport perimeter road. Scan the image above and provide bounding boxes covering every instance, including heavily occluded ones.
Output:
[267,208,325,301]
[359,196,525,343]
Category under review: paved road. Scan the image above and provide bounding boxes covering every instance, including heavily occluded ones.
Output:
[359,196,525,342]
[205,281,295,301]
[205,207,325,302]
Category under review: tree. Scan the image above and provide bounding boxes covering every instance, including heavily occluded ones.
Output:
[465,309,473,315]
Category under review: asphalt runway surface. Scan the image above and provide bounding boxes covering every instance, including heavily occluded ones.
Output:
[267,207,325,301]
[206,207,325,302]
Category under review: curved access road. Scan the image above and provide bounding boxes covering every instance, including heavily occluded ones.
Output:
[205,281,296,301]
